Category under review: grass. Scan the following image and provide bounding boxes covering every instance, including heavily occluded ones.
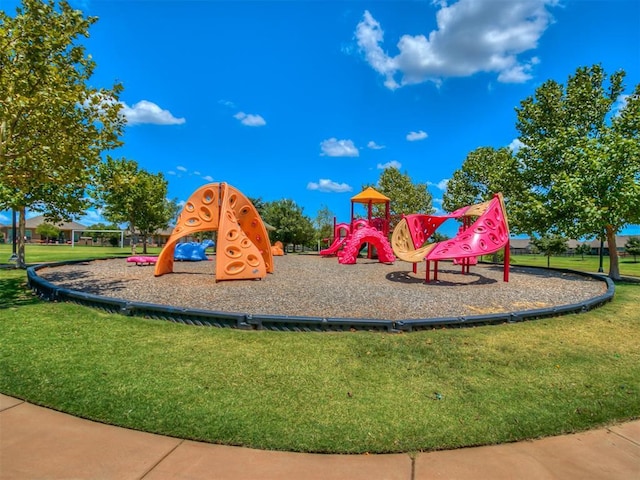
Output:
[0,250,639,453]
[0,243,162,265]
[498,253,640,277]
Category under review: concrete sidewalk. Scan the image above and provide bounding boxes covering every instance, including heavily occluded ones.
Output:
[1,393,638,479]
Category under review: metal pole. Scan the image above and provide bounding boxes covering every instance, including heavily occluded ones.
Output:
[9,209,17,262]
[598,238,604,273]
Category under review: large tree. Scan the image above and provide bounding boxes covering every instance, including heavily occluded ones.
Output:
[0,0,125,267]
[92,157,178,254]
[369,167,433,230]
[262,199,315,249]
[514,65,640,280]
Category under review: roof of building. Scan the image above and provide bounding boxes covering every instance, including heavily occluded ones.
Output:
[4,215,88,231]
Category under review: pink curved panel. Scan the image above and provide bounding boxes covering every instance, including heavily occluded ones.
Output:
[427,196,509,261]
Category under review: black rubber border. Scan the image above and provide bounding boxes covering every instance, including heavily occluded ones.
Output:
[26,258,615,333]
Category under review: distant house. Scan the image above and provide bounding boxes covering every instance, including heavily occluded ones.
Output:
[508,238,533,255]
[0,215,87,244]
[508,236,635,256]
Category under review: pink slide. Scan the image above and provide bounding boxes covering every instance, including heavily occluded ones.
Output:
[337,226,396,264]
[320,236,348,256]
[320,222,351,256]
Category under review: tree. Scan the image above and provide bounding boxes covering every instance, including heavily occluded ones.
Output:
[261,199,315,250]
[513,64,640,280]
[35,223,60,243]
[0,0,125,268]
[314,204,334,248]
[626,237,640,262]
[530,234,568,268]
[92,157,178,254]
[427,231,449,244]
[442,147,523,218]
[87,222,121,246]
[369,167,433,230]
[575,243,592,260]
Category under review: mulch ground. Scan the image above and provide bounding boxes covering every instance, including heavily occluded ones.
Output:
[36,254,607,321]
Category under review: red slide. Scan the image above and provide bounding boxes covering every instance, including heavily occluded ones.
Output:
[320,235,348,256]
[320,222,351,256]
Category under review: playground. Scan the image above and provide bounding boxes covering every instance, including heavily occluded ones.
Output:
[31,183,610,328]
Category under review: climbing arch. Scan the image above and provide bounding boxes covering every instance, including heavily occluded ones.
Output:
[154,183,274,281]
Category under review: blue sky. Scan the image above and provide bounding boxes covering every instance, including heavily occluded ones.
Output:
[2,0,640,237]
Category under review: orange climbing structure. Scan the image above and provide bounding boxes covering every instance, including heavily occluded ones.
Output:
[155,183,274,281]
[391,193,510,282]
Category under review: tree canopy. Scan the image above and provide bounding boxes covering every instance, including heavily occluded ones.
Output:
[261,199,315,249]
[0,0,124,267]
[512,64,640,280]
[313,204,334,247]
[626,237,640,263]
[35,223,60,243]
[444,64,639,280]
[92,157,178,254]
[530,234,569,268]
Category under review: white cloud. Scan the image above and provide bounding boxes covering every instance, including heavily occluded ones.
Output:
[406,130,428,141]
[122,100,186,125]
[167,170,176,176]
[176,166,187,172]
[320,138,359,157]
[307,179,353,193]
[432,198,445,214]
[218,99,236,109]
[202,175,214,182]
[427,179,449,190]
[508,138,525,153]
[367,140,385,150]
[234,112,267,127]
[355,1,557,89]
[377,160,401,170]
[0,213,10,224]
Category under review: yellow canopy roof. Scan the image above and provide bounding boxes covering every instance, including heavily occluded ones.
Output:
[351,187,390,204]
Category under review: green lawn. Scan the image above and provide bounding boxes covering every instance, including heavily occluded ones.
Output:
[0,244,161,265]
[0,249,639,453]
[505,253,640,277]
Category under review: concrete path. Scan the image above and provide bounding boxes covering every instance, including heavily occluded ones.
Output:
[1,394,638,479]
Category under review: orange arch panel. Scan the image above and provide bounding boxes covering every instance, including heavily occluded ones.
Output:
[154,183,274,281]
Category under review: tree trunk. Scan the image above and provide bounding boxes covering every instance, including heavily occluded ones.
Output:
[606,225,621,280]
[17,206,27,269]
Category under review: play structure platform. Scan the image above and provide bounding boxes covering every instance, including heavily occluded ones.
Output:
[320,187,395,264]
